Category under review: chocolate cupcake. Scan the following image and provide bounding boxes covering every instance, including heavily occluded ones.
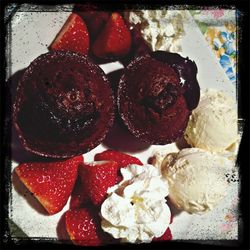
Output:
[117,51,200,144]
[13,51,115,158]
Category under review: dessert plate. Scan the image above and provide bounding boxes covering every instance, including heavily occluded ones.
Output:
[8,7,238,241]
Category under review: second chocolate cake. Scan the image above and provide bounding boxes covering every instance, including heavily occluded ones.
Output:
[117,51,200,144]
[13,51,115,158]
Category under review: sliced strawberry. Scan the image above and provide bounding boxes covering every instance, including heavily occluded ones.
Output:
[15,155,83,215]
[94,150,143,168]
[153,227,173,241]
[73,4,110,41]
[79,161,118,206]
[65,208,102,246]
[92,12,131,59]
[50,13,89,55]
[69,176,89,209]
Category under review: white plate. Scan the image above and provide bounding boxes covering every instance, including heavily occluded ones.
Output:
[8,7,238,241]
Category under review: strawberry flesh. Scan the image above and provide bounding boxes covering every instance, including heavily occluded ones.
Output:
[94,150,143,168]
[69,176,89,209]
[50,13,89,55]
[153,227,173,241]
[15,155,83,215]
[79,161,118,206]
[73,4,110,41]
[92,12,131,59]
[65,208,102,246]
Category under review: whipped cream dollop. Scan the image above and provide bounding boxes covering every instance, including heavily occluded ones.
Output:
[100,164,171,243]
[125,9,186,52]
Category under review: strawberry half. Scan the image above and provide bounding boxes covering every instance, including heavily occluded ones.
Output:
[69,176,89,209]
[92,12,131,59]
[65,208,102,246]
[73,4,110,41]
[94,150,143,168]
[49,13,89,55]
[153,227,173,241]
[15,155,83,215]
[79,161,118,206]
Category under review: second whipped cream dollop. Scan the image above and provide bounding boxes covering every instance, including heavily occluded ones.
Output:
[100,164,171,243]
[125,9,186,52]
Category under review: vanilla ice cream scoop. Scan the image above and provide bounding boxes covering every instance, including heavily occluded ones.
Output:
[184,89,239,153]
[161,148,234,214]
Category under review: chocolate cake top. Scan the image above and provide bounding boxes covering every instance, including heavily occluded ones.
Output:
[118,52,200,144]
[13,51,115,158]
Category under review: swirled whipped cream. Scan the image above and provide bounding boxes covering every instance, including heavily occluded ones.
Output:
[100,164,171,243]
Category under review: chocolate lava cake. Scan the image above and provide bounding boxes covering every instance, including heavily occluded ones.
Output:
[13,51,115,158]
[117,51,200,144]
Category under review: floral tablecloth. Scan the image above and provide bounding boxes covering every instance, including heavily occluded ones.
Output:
[190,9,237,84]
[191,8,240,241]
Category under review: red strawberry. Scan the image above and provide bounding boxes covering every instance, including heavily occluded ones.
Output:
[153,227,173,241]
[73,4,110,40]
[69,176,89,209]
[15,155,83,215]
[65,208,102,246]
[130,24,152,57]
[94,150,143,168]
[92,12,131,59]
[79,161,118,206]
[50,13,89,55]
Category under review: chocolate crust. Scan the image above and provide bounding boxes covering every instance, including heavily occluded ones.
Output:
[13,51,115,158]
[151,51,200,110]
[117,52,199,145]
